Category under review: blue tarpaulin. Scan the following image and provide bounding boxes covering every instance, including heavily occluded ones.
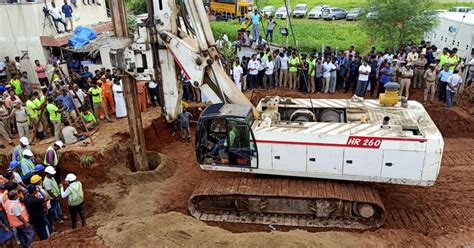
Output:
[68,26,97,49]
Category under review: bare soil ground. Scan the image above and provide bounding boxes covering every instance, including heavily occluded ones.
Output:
[28,89,474,247]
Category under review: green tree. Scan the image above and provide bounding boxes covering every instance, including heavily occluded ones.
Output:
[364,0,438,50]
[125,0,147,14]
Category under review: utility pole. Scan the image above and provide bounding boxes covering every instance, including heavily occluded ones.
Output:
[108,0,149,171]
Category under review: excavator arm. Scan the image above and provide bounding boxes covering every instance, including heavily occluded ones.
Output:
[110,0,255,122]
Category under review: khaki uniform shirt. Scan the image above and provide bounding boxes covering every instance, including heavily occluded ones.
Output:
[400,67,414,78]
[423,69,436,82]
[12,107,28,123]
[415,58,427,70]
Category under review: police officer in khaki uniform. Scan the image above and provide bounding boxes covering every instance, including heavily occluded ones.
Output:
[399,61,414,99]
[413,53,427,89]
[423,63,437,103]
[0,101,14,147]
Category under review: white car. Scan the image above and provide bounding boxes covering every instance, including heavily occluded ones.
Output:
[292,4,308,18]
[275,6,291,19]
[261,6,276,17]
[308,5,329,19]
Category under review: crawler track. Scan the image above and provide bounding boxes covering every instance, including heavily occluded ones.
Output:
[189,178,385,229]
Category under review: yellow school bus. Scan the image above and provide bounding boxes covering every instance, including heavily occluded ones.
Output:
[209,0,255,18]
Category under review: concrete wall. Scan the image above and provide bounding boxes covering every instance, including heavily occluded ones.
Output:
[0,1,110,84]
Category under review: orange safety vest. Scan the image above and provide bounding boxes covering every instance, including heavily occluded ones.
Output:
[4,199,29,228]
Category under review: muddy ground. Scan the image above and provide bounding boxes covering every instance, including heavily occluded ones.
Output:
[23,89,474,247]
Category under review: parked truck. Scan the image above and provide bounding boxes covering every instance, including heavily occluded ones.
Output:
[424,11,474,59]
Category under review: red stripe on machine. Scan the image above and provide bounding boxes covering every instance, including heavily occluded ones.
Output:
[256,136,426,149]
[165,46,191,80]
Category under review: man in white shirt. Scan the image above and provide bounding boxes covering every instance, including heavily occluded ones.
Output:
[247,54,259,90]
[266,17,277,43]
[48,1,67,33]
[279,53,289,87]
[406,47,419,67]
[355,59,371,97]
[263,57,274,89]
[231,59,243,91]
[322,58,335,93]
[446,69,462,108]
[70,84,86,109]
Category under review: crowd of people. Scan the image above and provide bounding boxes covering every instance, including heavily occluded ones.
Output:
[228,41,472,108]
[222,9,473,108]
[0,53,147,148]
[0,136,85,247]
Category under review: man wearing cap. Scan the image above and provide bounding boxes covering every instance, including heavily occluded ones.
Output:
[24,183,51,240]
[20,150,35,180]
[423,64,437,104]
[87,81,111,122]
[413,53,427,89]
[12,137,31,162]
[399,61,414,99]
[43,166,66,224]
[46,97,65,141]
[61,173,86,229]
[4,190,35,247]
[44,141,63,183]
[9,100,30,140]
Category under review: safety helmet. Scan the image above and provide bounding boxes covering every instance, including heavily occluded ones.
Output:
[44,166,56,175]
[34,164,45,172]
[19,137,29,146]
[22,149,33,157]
[8,161,20,170]
[30,175,42,184]
[65,173,77,182]
[54,141,64,148]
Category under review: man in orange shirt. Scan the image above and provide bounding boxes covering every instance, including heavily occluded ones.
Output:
[98,76,115,114]
[4,190,34,247]
[137,81,149,112]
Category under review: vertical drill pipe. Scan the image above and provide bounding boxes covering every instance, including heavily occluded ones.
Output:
[108,0,149,170]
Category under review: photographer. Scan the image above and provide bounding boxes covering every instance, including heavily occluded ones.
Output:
[45,2,68,33]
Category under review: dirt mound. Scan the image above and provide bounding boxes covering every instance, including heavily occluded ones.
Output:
[97,211,474,248]
[425,105,474,138]
[32,226,104,248]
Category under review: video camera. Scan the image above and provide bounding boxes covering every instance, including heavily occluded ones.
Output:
[42,6,50,16]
